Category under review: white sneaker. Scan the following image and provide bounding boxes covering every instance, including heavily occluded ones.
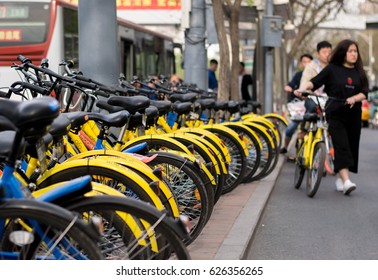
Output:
[343,179,357,195]
[335,178,344,192]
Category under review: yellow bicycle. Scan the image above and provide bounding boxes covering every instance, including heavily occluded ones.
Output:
[293,92,328,197]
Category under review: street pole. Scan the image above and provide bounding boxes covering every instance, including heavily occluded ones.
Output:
[184,0,207,90]
[78,0,119,86]
[264,0,274,114]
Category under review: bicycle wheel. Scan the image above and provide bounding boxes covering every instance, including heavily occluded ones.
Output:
[168,133,221,202]
[249,121,280,179]
[242,122,274,181]
[64,195,190,259]
[222,123,261,184]
[146,151,212,244]
[263,114,288,148]
[0,199,103,260]
[37,162,167,213]
[294,141,305,189]
[203,126,247,194]
[324,133,335,175]
[306,142,326,198]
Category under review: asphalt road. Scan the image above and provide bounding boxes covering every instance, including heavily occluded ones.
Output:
[247,127,378,260]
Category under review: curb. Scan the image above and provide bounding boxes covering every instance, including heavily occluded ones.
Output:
[214,155,285,259]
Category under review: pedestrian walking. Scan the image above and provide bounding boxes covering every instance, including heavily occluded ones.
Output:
[208,59,218,91]
[239,62,253,101]
[296,39,369,195]
[280,53,313,154]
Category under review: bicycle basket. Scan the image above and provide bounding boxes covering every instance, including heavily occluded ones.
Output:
[287,99,305,120]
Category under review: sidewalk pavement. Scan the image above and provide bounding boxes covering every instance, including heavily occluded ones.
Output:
[187,155,285,260]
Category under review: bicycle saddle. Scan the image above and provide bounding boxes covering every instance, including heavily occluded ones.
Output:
[195,99,215,110]
[63,111,89,129]
[0,96,60,133]
[96,99,124,113]
[149,100,173,116]
[87,111,130,128]
[213,101,228,111]
[48,114,72,139]
[172,101,193,115]
[107,96,150,114]
[227,101,240,114]
[303,113,319,122]
[128,105,159,130]
[170,92,198,103]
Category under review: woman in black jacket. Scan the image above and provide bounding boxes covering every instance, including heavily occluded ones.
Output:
[295,39,369,195]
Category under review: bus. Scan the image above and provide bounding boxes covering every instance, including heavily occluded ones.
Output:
[0,0,177,87]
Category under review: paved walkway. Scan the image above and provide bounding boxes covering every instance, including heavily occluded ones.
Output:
[188,155,285,259]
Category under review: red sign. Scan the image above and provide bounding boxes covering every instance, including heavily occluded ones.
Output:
[0,29,22,41]
[60,0,181,10]
[117,0,181,10]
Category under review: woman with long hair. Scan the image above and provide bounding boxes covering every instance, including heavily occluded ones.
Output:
[295,39,369,195]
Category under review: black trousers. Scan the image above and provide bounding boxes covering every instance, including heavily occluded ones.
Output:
[327,106,362,173]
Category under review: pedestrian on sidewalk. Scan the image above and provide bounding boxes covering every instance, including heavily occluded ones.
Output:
[296,39,369,195]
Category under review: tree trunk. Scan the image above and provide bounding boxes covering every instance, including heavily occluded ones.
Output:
[229,2,242,101]
[212,0,230,101]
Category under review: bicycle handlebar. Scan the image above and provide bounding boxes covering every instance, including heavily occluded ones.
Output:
[10,81,50,96]
[298,90,346,102]
[17,55,100,91]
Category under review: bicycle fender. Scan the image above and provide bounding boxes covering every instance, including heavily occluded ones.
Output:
[54,151,180,218]
[122,135,193,155]
[222,122,263,150]
[123,142,148,153]
[179,132,228,174]
[262,113,289,126]
[309,139,324,168]
[202,124,249,156]
[169,133,221,175]
[241,121,276,149]
[36,158,166,211]
[178,127,231,163]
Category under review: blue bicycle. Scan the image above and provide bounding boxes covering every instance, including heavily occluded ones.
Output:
[0,85,103,259]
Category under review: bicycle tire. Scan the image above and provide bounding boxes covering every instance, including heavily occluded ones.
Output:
[146,151,212,244]
[222,123,261,184]
[247,121,280,179]
[242,122,274,181]
[0,199,103,260]
[306,142,326,198]
[294,141,305,189]
[203,126,247,194]
[262,114,288,148]
[324,134,335,175]
[64,195,191,259]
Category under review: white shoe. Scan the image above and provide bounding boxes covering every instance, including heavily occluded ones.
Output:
[335,178,344,192]
[343,180,357,195]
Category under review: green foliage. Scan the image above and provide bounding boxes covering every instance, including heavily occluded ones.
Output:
[245,0,254,6]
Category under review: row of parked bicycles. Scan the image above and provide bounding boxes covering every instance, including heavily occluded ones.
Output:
[0,55,287,260]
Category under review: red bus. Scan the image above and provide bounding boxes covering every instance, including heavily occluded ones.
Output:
[0,0,177,87]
